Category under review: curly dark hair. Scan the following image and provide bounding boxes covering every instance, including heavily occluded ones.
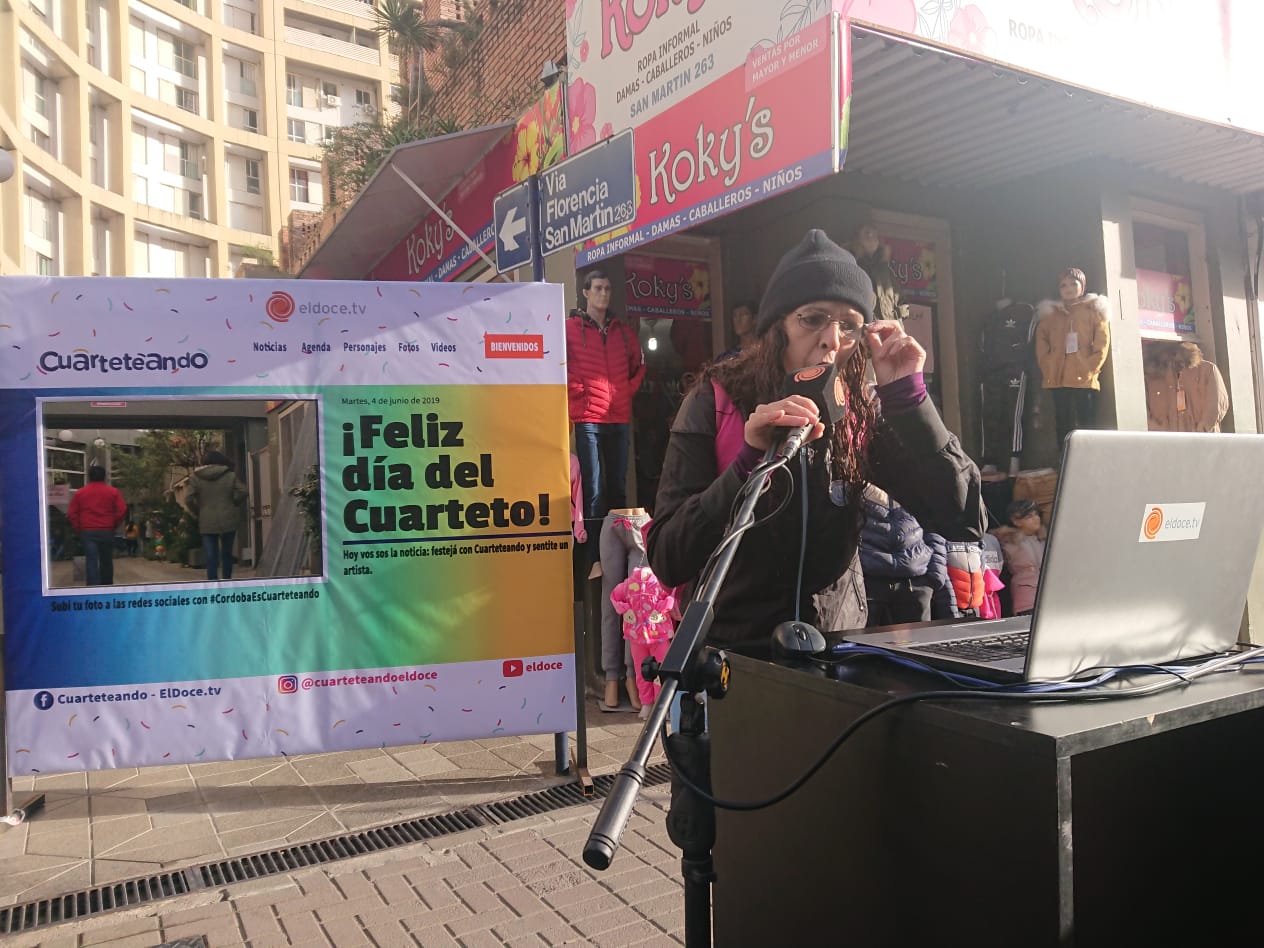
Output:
[698,320,879,504]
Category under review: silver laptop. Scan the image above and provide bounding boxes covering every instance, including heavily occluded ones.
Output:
[842,429,1264,682]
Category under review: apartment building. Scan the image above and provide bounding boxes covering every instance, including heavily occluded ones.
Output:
[0,0,406,277]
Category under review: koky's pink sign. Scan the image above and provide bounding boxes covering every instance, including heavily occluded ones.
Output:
[575,15,847,265]
[624,255,712,319]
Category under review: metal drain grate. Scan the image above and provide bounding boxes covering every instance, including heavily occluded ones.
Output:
[0,762,673,936]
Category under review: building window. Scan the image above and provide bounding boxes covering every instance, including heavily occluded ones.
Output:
[27,191,54,241]
[172,39,197,79]
[239,60,257,97]
[286,74,301,107]
[176,87,199,113]
[242,107,258,132]
[35,253,55,275]
[290,168,309,203]
[179,141,201,179]
[245,159,260,194]
[32,73,49,117]
[356,88,373,110]
[287,118,305,143]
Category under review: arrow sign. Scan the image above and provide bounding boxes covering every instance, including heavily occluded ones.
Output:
[493,181,536,274]
[498,205,527,252]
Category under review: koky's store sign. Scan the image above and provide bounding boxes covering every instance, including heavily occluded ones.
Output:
[573,12,849,267]
[624,255,712,319]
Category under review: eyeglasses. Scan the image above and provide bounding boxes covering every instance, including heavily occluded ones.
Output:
[793,310,866,339]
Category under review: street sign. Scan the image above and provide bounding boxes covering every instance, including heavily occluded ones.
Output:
[493,180,534,274]
[538,130,635,256]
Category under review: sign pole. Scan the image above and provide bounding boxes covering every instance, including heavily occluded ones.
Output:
[528,175,545,283]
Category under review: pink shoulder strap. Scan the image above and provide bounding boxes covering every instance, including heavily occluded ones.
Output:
[712,380,746,471]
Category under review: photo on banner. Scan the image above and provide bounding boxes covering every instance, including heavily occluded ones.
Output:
[0,278,575,776]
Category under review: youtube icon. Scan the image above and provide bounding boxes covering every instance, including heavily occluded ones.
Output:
[502,659,524,677]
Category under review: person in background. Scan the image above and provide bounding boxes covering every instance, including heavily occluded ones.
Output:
[186,450,249,581]
[68,465,127,585]
[715,299,760,362]
[567,270,646,550]
[647,229,985,656]
[124,519,140,557]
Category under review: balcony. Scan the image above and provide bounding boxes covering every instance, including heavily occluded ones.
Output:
[283,26,379,66]
[300,0,375,19]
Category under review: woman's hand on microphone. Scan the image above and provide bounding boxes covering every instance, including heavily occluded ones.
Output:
[743,395,824,453]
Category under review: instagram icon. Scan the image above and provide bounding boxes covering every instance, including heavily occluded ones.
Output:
[277,675,299,694]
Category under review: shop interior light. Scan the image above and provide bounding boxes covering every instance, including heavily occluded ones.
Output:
[647,337,658,352]
[58,429,75,442]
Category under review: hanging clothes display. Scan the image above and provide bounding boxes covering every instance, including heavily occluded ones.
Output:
[978,300,1037,473]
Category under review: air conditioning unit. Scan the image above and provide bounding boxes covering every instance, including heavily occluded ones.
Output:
[324,94,340,108]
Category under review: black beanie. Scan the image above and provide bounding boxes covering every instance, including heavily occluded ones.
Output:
[756,229,876,334]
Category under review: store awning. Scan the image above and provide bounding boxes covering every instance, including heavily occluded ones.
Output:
[846,28,1264,193]
[299,122,515,281]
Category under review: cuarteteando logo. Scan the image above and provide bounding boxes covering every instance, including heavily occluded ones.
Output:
[265,291,295,322]
[1138,502,1206,543]
[277,675,299,694]
[39,350,209,374]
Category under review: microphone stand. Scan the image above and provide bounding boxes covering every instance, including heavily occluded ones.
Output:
[584,447,786,948]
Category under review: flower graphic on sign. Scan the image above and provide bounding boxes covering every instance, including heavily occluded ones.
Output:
[512,120,541,182]
[1073,0,1136,26]
[689,266,711,306]
[1173,279,1193,319]
[948,5,995,54]
[567,77,598,151]
[918,248,937,286]
[579,39,590,63]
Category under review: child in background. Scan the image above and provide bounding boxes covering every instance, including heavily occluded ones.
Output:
[991,499,1045,616]
[610,525,676,719]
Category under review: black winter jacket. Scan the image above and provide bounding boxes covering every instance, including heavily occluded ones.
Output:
[647,382,985,656]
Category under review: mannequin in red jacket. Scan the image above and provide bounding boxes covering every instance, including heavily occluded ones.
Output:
[567,270,646,548]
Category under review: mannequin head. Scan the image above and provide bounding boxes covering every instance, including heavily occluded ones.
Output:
[1006,499,1042,536]
[731,299,757,344]
[1058,267,1086,303]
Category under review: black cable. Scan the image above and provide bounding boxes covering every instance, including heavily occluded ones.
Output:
[663,650,1264,812]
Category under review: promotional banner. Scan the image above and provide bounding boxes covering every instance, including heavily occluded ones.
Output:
[1137,268,1196,335]
[0,278,574,776]
[573,13,845,265]
[624,254,712,319]
[370,85,566,282]
[842,0,1258,135]
[882,237,938,302]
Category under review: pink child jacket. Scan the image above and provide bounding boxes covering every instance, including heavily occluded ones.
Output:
[610,566,676,647]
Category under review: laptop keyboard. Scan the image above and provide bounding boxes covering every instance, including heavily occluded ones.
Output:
[916,632,1030,662]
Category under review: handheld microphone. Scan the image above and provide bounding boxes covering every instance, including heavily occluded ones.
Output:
[773,362,845,461]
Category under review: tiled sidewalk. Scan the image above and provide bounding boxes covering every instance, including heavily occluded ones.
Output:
[0,701,678,946]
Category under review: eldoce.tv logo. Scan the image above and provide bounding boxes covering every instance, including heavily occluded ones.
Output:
[1138,502,1206,543]
[266,291,295,322]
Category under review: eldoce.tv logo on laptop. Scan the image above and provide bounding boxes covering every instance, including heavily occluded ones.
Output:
[1140,503,1205,542]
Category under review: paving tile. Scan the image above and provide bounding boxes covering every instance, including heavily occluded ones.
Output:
[79,915,162,945]
[22,827,92,859]
[318,914,373,945]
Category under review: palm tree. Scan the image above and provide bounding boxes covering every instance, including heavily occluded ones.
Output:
[372,0,470,119]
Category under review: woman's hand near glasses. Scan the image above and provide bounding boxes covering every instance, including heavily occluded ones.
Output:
[865,320,926,386]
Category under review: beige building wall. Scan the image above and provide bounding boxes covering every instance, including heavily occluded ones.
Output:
[0,0,398,278]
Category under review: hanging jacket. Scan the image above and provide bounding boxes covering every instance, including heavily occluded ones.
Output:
[1145,341,1229,433]
[859,493,932,579]
[565,311,646,424]
[1034,294,1111,390]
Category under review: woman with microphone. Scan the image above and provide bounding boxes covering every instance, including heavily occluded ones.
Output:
[647,229,985,658]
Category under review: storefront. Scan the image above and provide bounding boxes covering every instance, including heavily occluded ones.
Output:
[301,1,1264,491]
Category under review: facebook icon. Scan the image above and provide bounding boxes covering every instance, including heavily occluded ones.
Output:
[33,691,54,710]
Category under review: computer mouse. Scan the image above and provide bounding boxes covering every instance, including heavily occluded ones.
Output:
[771,620,827,656]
